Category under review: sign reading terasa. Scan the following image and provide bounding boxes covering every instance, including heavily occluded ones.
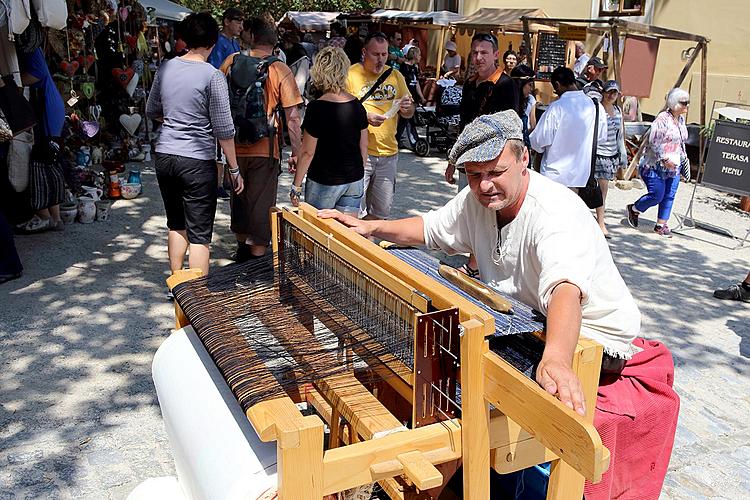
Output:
[703,119,750,196]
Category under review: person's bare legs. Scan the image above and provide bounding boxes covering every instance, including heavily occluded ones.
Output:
[167,230,189,273]
[595,178,609,236]
[188,243,210,275]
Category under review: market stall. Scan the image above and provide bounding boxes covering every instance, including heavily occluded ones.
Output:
[277,11,341,33]
[138,0,192,22]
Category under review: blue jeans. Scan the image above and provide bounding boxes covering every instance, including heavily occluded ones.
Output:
[634,169,680,221]
[305,178,364,213]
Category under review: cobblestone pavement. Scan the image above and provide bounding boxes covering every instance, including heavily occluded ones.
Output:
[0,150,748,499]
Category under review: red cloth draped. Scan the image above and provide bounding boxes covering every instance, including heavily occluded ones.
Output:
[584,338,680,500]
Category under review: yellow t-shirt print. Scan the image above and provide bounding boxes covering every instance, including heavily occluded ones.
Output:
[347,64,409,157]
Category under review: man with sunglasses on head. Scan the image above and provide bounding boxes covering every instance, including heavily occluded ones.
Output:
[444,32,521,277]
[346,32,414,221]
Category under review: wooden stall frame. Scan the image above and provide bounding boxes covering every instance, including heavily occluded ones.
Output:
[521,16,709,179]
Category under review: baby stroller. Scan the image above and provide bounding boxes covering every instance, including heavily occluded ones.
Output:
[413,83,462,158]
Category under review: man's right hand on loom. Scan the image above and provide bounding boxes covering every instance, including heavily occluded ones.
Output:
[318,209,374,238]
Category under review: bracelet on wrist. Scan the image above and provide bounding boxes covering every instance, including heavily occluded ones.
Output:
[228,167,240,175]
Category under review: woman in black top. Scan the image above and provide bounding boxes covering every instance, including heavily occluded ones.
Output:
[290,47,368,213]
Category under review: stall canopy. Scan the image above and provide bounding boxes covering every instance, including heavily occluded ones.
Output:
[370,9,464,28]
[138,0,192,22]
[278,11,340,32]
[451,8,548,32]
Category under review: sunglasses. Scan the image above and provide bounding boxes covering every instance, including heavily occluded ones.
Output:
[364,31,388,43]
[472,33,498,48]
[679,100,690,105]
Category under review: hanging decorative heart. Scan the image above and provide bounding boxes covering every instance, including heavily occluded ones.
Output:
[76,54,96,72]
[125,72,139,97]
[119,6,130,21]
[119,113,142,136]
[81,120,100,138]
[60,60,80,77]
[81,82,95,99]
[125,35,137,51]
[112,68,135,89]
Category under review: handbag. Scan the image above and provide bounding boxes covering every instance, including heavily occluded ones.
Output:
[578,98,603,209]
[680,144,691,182]
[7,129,33,192]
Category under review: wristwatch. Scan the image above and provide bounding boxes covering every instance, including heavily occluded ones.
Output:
[290,185,302,198]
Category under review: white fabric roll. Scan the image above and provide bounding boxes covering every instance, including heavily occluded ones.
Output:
[145,326,278,500]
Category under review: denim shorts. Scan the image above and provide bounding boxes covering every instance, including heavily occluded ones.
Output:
[305,178,364,213]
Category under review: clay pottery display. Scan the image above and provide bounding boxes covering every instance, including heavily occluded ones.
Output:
[80,186,103,201]
[77,198,96,223]
[60,202,78,225]
[120,182,141,200]
[95,200,112,221]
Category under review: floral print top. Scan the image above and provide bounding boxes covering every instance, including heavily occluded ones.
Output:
[639,110,688,178]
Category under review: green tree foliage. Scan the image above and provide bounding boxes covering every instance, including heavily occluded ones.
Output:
[176,0,376,21]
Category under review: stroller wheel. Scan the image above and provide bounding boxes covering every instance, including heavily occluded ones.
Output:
[414,138,430,157]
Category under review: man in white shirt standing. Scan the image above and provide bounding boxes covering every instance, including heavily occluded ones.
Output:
[530,67,607,190]
[319,110,641,415]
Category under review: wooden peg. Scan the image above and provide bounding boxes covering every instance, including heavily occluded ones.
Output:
[396,451,443,491]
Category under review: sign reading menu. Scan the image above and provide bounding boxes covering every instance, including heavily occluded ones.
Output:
[535,32,568,81]
[703,120,750,196]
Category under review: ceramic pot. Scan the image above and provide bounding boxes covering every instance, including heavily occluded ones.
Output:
[80,186,103,201]
[95,200,113,221]
[60,204,78,225]
[77,198,96,224]
[121,182,141,200]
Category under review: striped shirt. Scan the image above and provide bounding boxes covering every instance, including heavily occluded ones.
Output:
[597,107,623,157]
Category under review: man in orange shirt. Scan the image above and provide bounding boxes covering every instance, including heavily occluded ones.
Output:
[220,19,303,261]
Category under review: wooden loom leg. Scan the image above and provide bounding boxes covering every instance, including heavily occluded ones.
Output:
[545,339,603,500]
[165,268,203,329]
[460,319,490,498]
[277,414,325,500]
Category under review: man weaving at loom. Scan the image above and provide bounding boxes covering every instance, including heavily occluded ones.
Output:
[321,110,680,499]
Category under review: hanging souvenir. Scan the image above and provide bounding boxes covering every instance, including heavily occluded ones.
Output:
[59,60,80,77]
[81,81,95,99]
[81,105,101,138]
[112,67,135,88]
[125,72,139,97]
[76,54,95,72]
[119,113,141,136]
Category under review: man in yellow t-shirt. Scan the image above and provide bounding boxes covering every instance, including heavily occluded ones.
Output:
[346,32,414,220]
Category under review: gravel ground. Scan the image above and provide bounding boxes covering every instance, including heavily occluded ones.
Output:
[0,149,748,499]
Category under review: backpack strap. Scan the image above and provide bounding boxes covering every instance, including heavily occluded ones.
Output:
[359,67,393,103]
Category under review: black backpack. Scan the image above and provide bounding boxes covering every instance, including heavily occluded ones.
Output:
[227,54,280,145]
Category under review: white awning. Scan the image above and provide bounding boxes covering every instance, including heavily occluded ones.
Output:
[139,0,192,22]
[278,11,340,32]
[715,106,750,123]
[450,8,549,32]
[370,9,464,27]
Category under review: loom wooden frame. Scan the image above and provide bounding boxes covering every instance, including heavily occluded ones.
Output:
[168,203,609,499]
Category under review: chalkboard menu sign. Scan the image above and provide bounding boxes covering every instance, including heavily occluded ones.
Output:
[703,120,750,196]
[535,33,568,81]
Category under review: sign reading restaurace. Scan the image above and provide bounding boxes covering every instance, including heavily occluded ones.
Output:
[703,119,750,196]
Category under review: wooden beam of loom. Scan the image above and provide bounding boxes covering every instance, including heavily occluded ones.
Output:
[483,350,610,484]
[294,204,495,329]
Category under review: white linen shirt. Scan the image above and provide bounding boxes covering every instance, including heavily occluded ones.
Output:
[422,170,641,359]
[530,90,608,188]
[573,53,590,77]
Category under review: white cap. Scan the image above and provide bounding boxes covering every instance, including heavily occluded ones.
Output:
[445,41,457,51]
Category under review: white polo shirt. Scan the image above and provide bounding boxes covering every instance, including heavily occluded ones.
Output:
[530,90,608,188]
[422,170,641,359]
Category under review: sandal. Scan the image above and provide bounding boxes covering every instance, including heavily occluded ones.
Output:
[458,263,480,279]
[16,215,52,234]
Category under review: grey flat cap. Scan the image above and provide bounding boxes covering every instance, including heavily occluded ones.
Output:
[449,110,524,166]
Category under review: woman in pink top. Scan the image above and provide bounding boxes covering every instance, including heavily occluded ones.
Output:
[626,88,690,237]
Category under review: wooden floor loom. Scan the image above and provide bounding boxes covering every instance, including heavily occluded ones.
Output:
[168,203,610,499]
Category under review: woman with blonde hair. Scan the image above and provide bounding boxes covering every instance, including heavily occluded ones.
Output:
[290,47,368,212]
